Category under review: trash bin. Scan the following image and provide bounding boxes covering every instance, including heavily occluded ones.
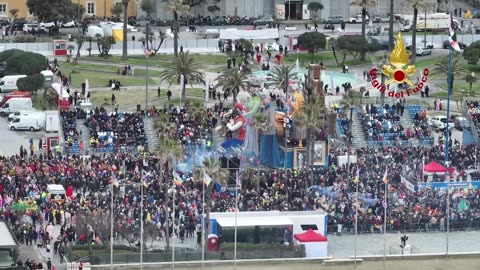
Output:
[137,104,141,112]
[208,234,219,251]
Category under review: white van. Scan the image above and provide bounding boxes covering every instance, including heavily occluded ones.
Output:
[0,97,33,117]
[0,75,27,93]
[8,110,40,121]
[40,70,54,88]
[8,114,45,131]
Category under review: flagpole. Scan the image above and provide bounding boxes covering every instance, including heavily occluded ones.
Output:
[140,172,144,270]
[354,177,358,268]
[110,181,114,270]
[445,29,453,260]
[145,23,149,112]
[172,182,176,269]
[202,170,205,270]
[383,180,387,268]
[234,171,239,270]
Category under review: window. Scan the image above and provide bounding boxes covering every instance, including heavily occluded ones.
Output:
[300,224,318,231]
[87,2,95,15]
[0,4,6,17]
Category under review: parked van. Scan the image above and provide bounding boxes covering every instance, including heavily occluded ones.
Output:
[40,70,54,88]
[0,91,32,107]
[0,97,33,117]
[0,75,27,93]
[8,110,40,121]
[8,114,45,131]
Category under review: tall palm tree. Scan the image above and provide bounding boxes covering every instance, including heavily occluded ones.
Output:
[155,137,183,249]
[265,65,294,93]
[122,0,129,59]
[164,0,191,56]
[339,90,363,187]
[215,68,249,104]
[405,0,434,64]
[193,157,228,232]
[431,55,465,89]
[296,94,325,176]
[158,51,205,100]
[350,0,378,39]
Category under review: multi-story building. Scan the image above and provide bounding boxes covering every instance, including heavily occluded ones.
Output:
[0,0,136,19]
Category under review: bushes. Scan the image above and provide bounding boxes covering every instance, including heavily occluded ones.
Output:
[0,49,24,62]
[6,51,47,75]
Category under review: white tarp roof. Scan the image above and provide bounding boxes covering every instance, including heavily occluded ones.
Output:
[47,184,65,194]
[0,222,17,248]
[51,83,70,99]
[215,216,293,227]
[219,29,279,40]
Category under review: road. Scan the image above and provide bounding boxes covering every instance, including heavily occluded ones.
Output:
[0,115,45,156]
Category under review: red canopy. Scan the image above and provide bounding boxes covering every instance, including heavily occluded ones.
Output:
[423,161,446,173]
[294,229,327,242]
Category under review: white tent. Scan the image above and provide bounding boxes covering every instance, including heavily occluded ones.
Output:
[219,29,279,40]
[294,229,328,258]
[51,83,70,100]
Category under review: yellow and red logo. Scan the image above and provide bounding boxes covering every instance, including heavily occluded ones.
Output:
[369,32,429,98]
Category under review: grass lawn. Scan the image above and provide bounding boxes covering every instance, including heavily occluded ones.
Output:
[89,87,205,110]
[437,82,480,95]
[83,53,228,66]
[67,62,162,77]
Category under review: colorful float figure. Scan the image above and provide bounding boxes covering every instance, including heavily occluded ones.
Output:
[260,94,281,167]
[243,91,262,157]
[220,103,247,152]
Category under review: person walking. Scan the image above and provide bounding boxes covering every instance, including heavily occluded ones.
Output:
[157,87,161,97]
[167,89,172,101]
[47,258,52,270]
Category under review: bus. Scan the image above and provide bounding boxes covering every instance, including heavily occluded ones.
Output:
[400,13,457,32]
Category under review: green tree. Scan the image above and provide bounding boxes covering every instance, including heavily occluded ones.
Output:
[339,90,363,187]
[295,94,325,175]
[465,73,478,96]
[164,0,191,56]
[9,9,19,19]
[192,157,228,233]
[16,74,45,95]
[27,0,85,22]
[207,0,221,16]
[6,51,47,75]
[405,0,434,64]
[307,2,324,20]
[74,34,86,62]
[350,0,377,39]
[42,88,58,109]
[140,0,155,17]
[297,32,326,60]
[335,35,379,62]
[266,64,294,92]
[158,51,205,99]
[463,41,480,65]
[155,137,183,249]
[431,55,464,89]
[214,68,249,104]
[110,2,124,17]
[96,35,116,57]
[0,49,24,62]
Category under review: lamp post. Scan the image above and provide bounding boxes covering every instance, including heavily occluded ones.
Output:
[77,0,81,33]
[470,72,475,93]
[122,0,129,60]
[145,23,149,113]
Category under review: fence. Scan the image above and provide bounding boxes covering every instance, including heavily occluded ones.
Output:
[0,38,220,56]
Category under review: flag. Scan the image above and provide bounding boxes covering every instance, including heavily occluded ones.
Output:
[173,171,183,186]
[449,14,461,52]
[382,168,388,184]
[203,171,212,186]
[235,171,241,189]
[353,168,360,184]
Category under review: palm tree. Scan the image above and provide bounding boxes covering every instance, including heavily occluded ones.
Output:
[121,0,129,59]
[296,95,325,175]
[192,157,228,232]
[215,68,249,104]
[158,51,205,100]
[405,0,434,63]
[155,137,183,249]
[265,65,294,93]
[164,0,191,56]
[339,90,363,187]
[431,55,465,90]
[350,0,378,39]
[465,73,478,96]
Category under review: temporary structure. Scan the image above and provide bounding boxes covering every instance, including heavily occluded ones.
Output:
[294,229,328,258]
[423,161,446,173]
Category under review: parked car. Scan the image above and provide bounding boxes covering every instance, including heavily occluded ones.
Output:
[454,116,470,131]
[348,14,369,24]
[11,20,25,30]
[406,39,433,50]
[60,20,77,28]
[22,23,39,34]
[429,115,451,131]
[442,40,467,49]
[368,37,389,50]
[326,16,344,24]
[253,15,275,26]
[416,47,432,56]
[39,22,55,28]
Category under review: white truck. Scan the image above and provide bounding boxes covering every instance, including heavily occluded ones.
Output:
[0,75,27,93]
[44,110,60,133]
[401,13,458,32]
[8,110,40,121]
[0,97,33,117]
